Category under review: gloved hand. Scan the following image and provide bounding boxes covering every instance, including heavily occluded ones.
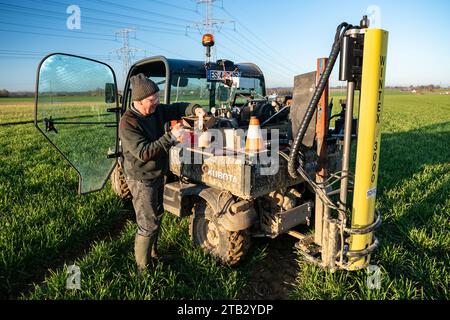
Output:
[194,106,207,118]
[170,123,185,142]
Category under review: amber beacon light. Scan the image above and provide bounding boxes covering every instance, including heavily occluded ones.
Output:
[202,33,215,47]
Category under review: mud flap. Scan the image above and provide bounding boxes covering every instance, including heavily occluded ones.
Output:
[217,206,257,232]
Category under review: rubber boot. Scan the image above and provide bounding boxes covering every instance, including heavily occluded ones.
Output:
[134,234,152,273]
[151,234,159,259]
[151,233,176,263]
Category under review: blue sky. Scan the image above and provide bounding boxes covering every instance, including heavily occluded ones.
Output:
[0,0,449,90]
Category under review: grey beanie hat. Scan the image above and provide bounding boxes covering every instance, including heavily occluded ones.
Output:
[130,73,160,101]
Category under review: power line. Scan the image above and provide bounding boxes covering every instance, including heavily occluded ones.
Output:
[134,37,192,60]
[215,23,298,75]
[115,29,143,85]
[0,55,42,60]
[37,0,197,24]
[116,0,198,13]
[188,0,234,63]
[183,22,293,82]
[0,21,116,39]
[194,0,235,33]
[0,2,189,29]
[216,4,307,73]
[0,52,113,61]
[0,28,117,42]
[0,1,211,35]
[217,30,293,82]
[0,5,197,66]
[225,28,297,74]
[186,0,296,82]
[0,48,108,55]
[0,2,203,59]
[217,46,292,83]
[0,7,195,37]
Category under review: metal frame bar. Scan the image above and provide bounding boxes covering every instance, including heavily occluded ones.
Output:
[314,57,329,246]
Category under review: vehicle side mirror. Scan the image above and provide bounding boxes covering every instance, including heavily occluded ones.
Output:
[105,82,116,103]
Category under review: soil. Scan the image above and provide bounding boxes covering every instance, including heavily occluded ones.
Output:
[239,234,300,300]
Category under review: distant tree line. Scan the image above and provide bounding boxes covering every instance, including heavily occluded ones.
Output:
[403,85,443,92]
[0,89,10,97]
[267,85,448,96]
[40,88,106,97]
[0,90,34,98]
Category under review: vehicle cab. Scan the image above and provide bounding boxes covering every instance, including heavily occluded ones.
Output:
[122,56,266,114]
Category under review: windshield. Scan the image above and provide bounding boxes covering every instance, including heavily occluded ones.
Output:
[216,78,264,106]
[170,75,210,108]
[170,74,264,111]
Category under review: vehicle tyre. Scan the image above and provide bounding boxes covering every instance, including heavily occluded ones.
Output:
[111,163,132,200]
[189,199,250,266]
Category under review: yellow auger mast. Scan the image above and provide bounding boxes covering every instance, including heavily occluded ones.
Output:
[289,15,388,270]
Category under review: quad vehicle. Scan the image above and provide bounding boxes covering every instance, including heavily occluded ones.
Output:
[35,17,387,270]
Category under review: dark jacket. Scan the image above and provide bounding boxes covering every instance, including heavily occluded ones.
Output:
[119,102,199,181]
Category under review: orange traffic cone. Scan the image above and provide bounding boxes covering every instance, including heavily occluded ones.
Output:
[245,116,265,153]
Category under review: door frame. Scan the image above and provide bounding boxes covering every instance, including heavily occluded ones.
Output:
[34,52,120,194]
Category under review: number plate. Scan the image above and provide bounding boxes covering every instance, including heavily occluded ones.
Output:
[207,69,241,81]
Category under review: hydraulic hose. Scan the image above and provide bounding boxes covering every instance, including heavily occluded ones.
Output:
[288,23,354,178]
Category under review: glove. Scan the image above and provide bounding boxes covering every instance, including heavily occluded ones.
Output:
[194,105,206,117]
[170,123,185,142]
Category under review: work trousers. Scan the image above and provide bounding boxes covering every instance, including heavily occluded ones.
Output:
[127,176,165,238]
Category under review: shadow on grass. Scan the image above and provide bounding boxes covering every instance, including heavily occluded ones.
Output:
[0,178,135,299]
[375,121,450,297]
[2,207,135,299]
[378,120,449,234]
[379,121,450,190]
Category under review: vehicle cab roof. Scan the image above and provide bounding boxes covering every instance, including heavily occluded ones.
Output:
[129,55,264,79]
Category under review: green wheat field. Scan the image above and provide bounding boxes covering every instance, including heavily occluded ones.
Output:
[0,91,449,299]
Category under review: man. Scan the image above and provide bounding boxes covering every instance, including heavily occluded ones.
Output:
[119,73,206,272]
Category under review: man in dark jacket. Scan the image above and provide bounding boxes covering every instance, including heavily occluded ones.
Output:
[119,73,206,272]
